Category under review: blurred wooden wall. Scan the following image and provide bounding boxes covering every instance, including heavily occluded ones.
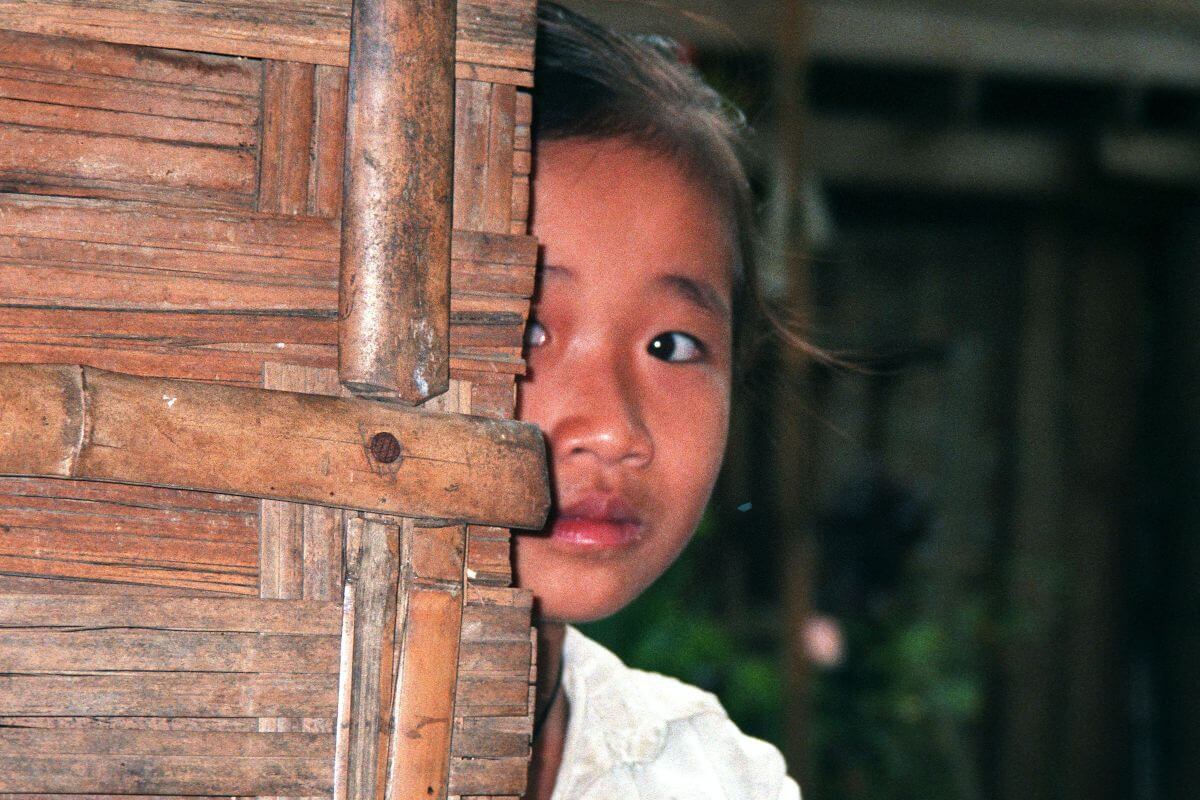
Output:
[562,2,1198,796]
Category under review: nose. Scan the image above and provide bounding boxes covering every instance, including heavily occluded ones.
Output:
[548,355,654,470]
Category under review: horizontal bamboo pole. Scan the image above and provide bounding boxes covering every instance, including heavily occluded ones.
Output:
[0,364,548,529]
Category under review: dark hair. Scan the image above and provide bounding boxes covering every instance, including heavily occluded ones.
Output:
[533,2,766,367]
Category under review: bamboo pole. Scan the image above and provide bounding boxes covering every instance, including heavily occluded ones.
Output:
[339,0,456,404]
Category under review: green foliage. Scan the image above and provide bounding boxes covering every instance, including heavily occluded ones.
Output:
[810,599,988,800]
[579,513,991,800]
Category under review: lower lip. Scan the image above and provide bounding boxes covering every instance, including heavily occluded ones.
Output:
[549,517,642,548]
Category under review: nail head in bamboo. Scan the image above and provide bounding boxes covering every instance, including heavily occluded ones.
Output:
[339,0,456,405]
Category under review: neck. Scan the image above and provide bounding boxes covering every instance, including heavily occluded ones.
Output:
[527,619,568,800]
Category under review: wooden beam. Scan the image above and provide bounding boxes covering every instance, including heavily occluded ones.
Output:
[807,2,1200,88]
[0,364,549,529]
[567,0,1200,88]
[803,116,1075,195]
[339,0,456,404]
[1099,132,1200,185]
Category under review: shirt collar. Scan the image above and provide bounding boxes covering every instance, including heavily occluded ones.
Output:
[558,626,719,776]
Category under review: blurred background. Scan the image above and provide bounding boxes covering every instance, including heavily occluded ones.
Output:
[561,1,1200,799]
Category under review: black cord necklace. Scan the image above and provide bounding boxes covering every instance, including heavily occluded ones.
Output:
[533,655,565,740]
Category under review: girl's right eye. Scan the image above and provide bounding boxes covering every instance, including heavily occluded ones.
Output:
[524,318,548,349]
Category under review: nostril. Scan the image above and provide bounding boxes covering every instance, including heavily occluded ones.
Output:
[558,425,652,468]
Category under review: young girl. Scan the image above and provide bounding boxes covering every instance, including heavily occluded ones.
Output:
[514,5,801,799]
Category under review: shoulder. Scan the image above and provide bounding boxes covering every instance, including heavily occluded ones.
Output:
[556,627,801,800]
[563,625,724,722]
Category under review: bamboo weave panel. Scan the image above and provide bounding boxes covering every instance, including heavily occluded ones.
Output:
[0,0,539,795]
[0,594,339,794]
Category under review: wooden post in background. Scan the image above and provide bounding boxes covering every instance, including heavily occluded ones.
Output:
[340,0,456,404]
[998,218,1144,800]
[1062,229,1142,800]
[999,222,1069,800]
[767,0,820,781]
[1160,205,1200,800]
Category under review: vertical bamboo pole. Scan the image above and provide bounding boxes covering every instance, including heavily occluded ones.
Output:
[340,0,456,405]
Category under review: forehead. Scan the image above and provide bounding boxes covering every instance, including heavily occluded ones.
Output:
[531,138,735,304]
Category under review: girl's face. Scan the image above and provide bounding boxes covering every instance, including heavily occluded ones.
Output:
[515,137,734,622]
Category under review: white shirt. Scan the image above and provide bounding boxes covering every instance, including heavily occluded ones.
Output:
[551,626,802,800]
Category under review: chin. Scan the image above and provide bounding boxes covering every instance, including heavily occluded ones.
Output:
[513,538,652,624]
[535,586,633,625]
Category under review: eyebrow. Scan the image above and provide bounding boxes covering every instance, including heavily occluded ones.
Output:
[539,264,731,322]
[656,274,731,322]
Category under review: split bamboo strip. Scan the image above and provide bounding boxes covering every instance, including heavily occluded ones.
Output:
[0,729,331,757]
[0,672,339,718]
[0,593,340,633]
[0,629,339,673]
[337,514,401,800]
[385,522,466,799]
[0,753,332,794]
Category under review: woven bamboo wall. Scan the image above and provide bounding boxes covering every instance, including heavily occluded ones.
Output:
[0,1,540,797]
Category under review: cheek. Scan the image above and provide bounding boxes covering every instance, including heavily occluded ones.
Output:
[650,373,731,508]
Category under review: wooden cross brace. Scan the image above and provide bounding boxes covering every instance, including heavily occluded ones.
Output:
[0,363,549,530]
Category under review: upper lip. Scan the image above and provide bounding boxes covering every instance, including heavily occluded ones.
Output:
[555,492,642,525]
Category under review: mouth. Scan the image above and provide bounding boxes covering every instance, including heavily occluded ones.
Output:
[547,493,644,549]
